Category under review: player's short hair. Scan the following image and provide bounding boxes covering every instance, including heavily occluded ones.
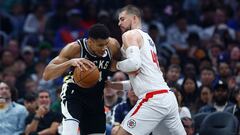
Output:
[119,5,142,19]
[88,23,110,40]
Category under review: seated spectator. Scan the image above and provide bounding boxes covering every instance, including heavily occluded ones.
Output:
[25,90,62,135]
[172,87,192,118]
[195,85,213,112]
[180,76,199,114]
[0,81,28,135]
[111,71,128,101]
[50,86,62,113]
[199,67,216,88]
[181,117,195,135]
[54,8,88,51]
[226,89,240,123]
[199,80,234,113]
[111,89,138,135]
[166,64,181,87]
[23,92,38,114]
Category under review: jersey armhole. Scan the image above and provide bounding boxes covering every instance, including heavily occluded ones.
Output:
[77,39,83,58]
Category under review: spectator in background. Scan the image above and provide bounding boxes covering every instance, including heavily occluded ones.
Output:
[12,59,28,99]
[181,117,195,135]
[2,68,17,88]
[22,3,48,47]
[199,80,233,113]
[177,61,200,87]
[201,6,235,41]
[6,39,21,60]
[45,3,68,43]
[8,1,26,38]
[31,61,56,101]
[230,45,240,73]
[23,92,38,113]
[169,53,181,66]
[166,12,202,54]
[36,41,53,64]
[216,61,232,83]
[50,86,62,113]
[199,67,216,88]
[181,76,199,114]
[186,32,207,62]
[111,71,128,101]
[25,90,61,135]
[23,3,47,35]
[195,85,213,112]
[0,49,16,71]
[209,44,224,69]
[0,81,28,135]
[172,87,192,119]
[111,89,138,135]
[23,78,38,101]
[226,89,240,124]
[104,86,122,125]
[0,11,13,35]
[54,8,88,50]
[166,64,181,87]
[21,46,36,75]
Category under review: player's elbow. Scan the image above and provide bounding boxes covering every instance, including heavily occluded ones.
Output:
[42,71,50,81]
[117,57,141,72]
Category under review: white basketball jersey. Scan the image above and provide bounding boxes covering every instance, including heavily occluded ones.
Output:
[122,29,169,97]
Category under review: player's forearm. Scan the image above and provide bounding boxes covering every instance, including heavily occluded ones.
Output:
[109,80,131,91]
[116,46,141,72]
[43,60,72,80]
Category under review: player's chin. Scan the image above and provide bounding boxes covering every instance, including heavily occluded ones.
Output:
[120,27,126,33]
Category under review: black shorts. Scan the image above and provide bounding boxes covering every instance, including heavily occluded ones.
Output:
[61,83,106,134]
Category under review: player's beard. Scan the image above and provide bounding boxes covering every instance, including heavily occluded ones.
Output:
[122,25,132,33]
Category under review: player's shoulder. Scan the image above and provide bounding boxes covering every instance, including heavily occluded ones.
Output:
[122,29,141,39]
[108,37,120,48]
[60,41,81,58]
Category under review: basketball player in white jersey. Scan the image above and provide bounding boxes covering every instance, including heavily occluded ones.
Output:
[110,5,186,135]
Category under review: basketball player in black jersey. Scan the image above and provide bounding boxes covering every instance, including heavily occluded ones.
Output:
[43,24,121,135]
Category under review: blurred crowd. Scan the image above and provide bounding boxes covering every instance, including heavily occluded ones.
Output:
[0,0,240,135]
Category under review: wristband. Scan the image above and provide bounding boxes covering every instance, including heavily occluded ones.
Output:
[122,80,131,91]
[33,116,41,121]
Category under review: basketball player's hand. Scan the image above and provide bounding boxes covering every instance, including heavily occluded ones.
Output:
[71,58,95,71]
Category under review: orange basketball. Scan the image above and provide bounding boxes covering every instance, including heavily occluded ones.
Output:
[73,65,100,88]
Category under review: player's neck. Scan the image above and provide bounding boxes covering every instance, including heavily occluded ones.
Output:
[132,23,142,30]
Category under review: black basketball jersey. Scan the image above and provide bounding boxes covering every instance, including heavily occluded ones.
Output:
[63,38,112,97]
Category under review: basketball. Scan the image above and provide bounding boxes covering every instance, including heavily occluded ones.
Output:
[73,65,100,88]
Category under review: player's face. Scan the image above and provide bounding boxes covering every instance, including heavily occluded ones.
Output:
[118,11,133,33]
[90,38,109,57]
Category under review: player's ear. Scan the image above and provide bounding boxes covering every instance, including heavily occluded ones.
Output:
[88,38,94,45]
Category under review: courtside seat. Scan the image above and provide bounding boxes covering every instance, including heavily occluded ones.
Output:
[199,112,239,135]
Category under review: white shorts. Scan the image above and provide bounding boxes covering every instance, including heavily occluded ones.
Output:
[121,90,186,135]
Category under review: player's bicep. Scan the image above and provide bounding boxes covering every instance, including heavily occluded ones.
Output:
[51,41,80,64]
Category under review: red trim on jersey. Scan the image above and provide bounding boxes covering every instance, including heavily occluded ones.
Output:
[131,89,169,116]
